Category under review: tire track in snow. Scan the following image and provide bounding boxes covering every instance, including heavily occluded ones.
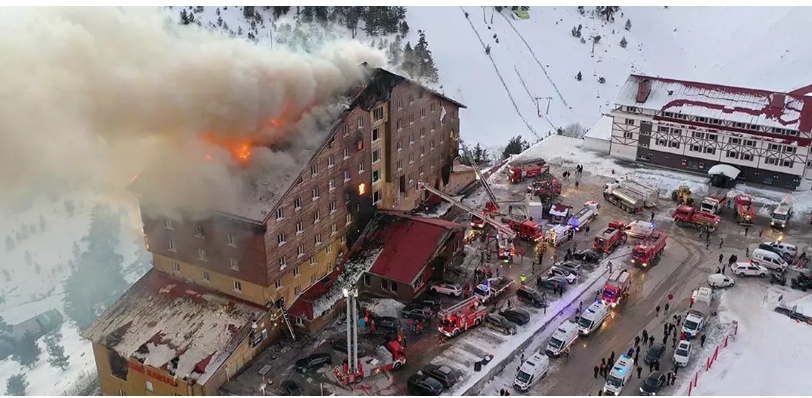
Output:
[499,11,570,109]
[457,6,539,140]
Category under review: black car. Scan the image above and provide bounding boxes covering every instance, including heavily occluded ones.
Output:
[281,380,303,396]
[421,364,459,388]
[295,352,332,373]
[573,249,602,264]
[499,308,531,325]
[402,304,434,320]
[485,313,518,335]
[408,372,444,395]
[538,276,568,292]
[644,343,665,365]
[639,371,666,396]
[371,315,401,333]
[516,286,547,308]
[414,298,442,312]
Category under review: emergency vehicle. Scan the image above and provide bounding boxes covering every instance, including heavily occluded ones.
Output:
[438,296,489,337]
[673,206,720,232]
[601,269,631,307]
[508,158,549,183]
[593,221,628,253]
[734,194,756,225]
[336,341,406,385]
[567,201,600,231]
[699,190,729,215]
[771,197,793,229]
[631,232,667,267]
[501,216,544,242]
[547,224,575,247]
[549,203,571,225]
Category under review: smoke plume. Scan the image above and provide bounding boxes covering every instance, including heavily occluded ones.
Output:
[0,7,387,218]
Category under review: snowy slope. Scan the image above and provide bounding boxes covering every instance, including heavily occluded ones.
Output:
[407,6,812,148]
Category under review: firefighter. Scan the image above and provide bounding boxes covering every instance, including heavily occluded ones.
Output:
[463,283,471,298]
[520,273,527,285]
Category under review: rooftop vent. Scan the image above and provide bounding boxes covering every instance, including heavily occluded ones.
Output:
[636,78,652,103]
[770,93,786,109]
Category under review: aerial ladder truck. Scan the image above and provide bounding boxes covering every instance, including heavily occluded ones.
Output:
[418,182,517,261]
[460,146,505,219]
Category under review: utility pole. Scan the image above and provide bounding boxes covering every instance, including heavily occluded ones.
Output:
[591,37,596,58]
[490,6,495,24]
[534,97,553,116]
[482,6,487,23]
[343,287,359,376]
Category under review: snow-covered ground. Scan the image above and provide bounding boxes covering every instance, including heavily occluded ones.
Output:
[675,282,812,396]
[0,193,147,395]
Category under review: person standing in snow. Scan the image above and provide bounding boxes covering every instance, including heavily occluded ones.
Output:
[655,304,661,316]
[718,253,724,264]
[637,365,643,379]
[642,329,648,342]
[719,238,724,249]
[700,333,706,347]
[575,180,580,190]
[593,365,600,378]
[664,302,670,314]
[648,335,655,347]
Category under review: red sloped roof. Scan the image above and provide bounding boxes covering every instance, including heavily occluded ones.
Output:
[369,212,463,285]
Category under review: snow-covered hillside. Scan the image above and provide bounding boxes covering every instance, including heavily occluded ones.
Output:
[408,6,812,148]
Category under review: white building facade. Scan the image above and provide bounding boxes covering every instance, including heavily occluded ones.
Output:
[608,75,812,190]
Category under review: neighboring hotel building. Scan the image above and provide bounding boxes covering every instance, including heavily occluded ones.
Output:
[609,74,812,190]
[82,67,464,396]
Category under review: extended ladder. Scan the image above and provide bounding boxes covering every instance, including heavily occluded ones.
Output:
[418,182,516,240]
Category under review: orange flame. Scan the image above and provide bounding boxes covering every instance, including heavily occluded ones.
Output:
[203,134,253,165]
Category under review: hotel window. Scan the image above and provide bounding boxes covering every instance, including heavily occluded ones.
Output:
[419,165,425,175]
[277,233,286,246]
[420,146,425,157]
[311,164,318,176]
[420,108,426,118]
[357,117,364,129]
[195,224,204,238]
[373,190,381,204]
[768,144,781,151]
[397,140,403,151]
[329,200,337,213]
[358,161,365,173]
[726,151,738,159]
[690,145,701,152]
[275,280,283,290]
[656,139,667,146]
[331,223,338,235]
[372,128,381,142]
[781,160,793,168]
[707,134,718,141]
[202,271,210,282]
[372,107,384,122]
[315,233,322,246]
[310,256,317,266]
[430,140,435,151]
[341,235,346,244]
[431,121,436,131]
[669,141,680,149]
[785,146,796,153]
[703,147,716,155]
[729,138,741,145]
[226,234,235,247]
[625,118,635,125]
[230,258,239,271]
[326,243,332,254]
[373,170,381,183]
[198,248,207,261]
[294,286,301,295]
[397,119,403,130]
[293,266,300,277]
[670,128,682,135]
[164,218,173,230]
[171,261,180,273]
[657,126,669,133]
[766,157,778,165]
[397,99,403,110]
[233,280,242,293]
[420,127,426,138]
[342,124,349,136]
[623,132,633,139]
[343,169,351,181]
[328,155,335,168]
[346,214,352,225]
[329,178,336,191]
[409,94,414,104]
[297,244,305,258]
[431,102,437,112]
[692,132,704,139]
[312,186,320,200]
[397,160,403,171]
[296,221,303,235]
[343,147,350,159]
[409,133,415,144]
[744,140,756,147]
[294,197,302,210]
[807,160,812,169]
[279,256,287,269]
[313,211,321,224]
[276,207,284,220]
[372,149,381,163]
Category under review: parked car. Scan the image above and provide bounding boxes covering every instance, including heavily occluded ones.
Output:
[516,286,547,308]
[295,353,332,373]
[402,304,434,320]
[548,266,579,284]
[485,313,517,335]
[573,249,602,264]
[407,372,444,395]
[370,315,401,333]
[538,275,569,292]
[414,298,442,312]
[555,261,583,275]
[421,364,460,388]
[429,282,463,297]
[644,343,665,365]
[731,262,768,278]
[639,371,665,396]
[707,273,735,288]
[763,241,798,259]
[673,340,692,367]
[499,308,531,325]
[281,380,304,396]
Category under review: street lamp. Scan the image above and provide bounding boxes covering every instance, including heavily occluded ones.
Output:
[343,286,359,375]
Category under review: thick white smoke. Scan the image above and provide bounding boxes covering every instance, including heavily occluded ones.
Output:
[0,7,387,217]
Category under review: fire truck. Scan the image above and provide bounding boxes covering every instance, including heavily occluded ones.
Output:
[438,296,489,337]
[673,205,720,232]
[335,341,406,385]
[699,190,729,215]
[567,201,600,231]
[501,216,544,242]
[734,194,756,225]
[631,232,668,267]
[527,178,562,199]
[508,157,550,183]
[593,221,628,253]
[601,269,631,308]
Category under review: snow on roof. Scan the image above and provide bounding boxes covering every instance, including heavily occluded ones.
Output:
[453,163,475,173]
[615,75,812,132]
[310,248,384,319]
[708,164,741,179]
[82,270,267,385]
[584,115,614,140]
[549,203,570,217]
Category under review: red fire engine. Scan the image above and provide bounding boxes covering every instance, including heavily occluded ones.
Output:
[631,232,668,267]
[438,296,489,337]
[734,194,756,225]
[601,269,631,307]
[593,221,628,253]
[501,216,544,242]
[673,205,720,232]
[335,341,406,385]
[508,158,550,183]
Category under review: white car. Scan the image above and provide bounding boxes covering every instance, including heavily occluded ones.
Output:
[625,220,654,238]
[765,241,798,259]
[430,283,462,297]
[548,266,578,284]
[731,262,768,278]
[707,273,735,288]
[673,340,692,367]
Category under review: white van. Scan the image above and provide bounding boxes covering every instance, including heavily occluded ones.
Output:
[545,320,579,357]
[691,287,713,306]
[751,249,789,272]
[603,354,634,395]
[577,301,609,336]
[707,274,735,288]
[513,352,550,391]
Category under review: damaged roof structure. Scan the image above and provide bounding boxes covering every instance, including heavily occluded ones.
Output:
[82,270,268,386]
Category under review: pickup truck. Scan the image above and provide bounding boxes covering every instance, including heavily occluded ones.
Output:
[474,276,515,303]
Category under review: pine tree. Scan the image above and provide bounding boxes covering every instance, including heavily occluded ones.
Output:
[237,26,244,36]
[388,35,403,66]
[242,6,255,20]
[345,7,363,38]
[620,36,628,48]
[502,136,529,159]
[12,331,41,369]
[217,16,223,27]
[413,30,439,83]
[576,71,583,81]
[363,7,381,36]
[216,7,220,16]
[45,330,70,371]
[399,20,410,36]
[473,143,485,164]
[5,374,28,396]
[401,42,417,78]
[300,6,314,23]
[625,19,632,30]
[314,7,329,24]
[179,9,190,25]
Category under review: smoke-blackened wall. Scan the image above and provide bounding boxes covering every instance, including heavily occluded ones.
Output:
[0,7,386,216]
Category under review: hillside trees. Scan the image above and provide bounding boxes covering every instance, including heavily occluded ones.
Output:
[62,204,128,330]
[12,331,41,369]
[502,136,530,159]
[5,374,28,396]
[0,315,11,332]
[45,329,71,370]
[472,143,489,164]
[401,30,439,83]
